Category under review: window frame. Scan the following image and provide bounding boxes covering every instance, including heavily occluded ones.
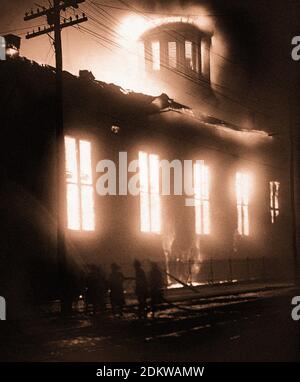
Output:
[139,151,161,234]
[65,136,95,232]
[194,161,210,235]
[270,181,280,224]
[236,172,250,236]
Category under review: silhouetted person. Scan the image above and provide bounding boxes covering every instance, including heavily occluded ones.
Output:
[148,262,164,317]
[86,265,98,314]
[86,265,108,315]
[133,260,149,319]
[62,264,78,316]
[97,265,108,311]
[108,263,125,316]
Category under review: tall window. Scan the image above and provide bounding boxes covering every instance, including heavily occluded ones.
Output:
[185,40,194,70]
[195,44,200,73]
[168,41,177,68]
[194,161,210,235]
[138,41,145,72]
[65,136,95,231]
[139,151,161,233]
[151,41,160,71]
[236,172,250,236]
[270,181,280,223]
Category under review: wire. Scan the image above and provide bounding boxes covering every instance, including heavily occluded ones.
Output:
[115,0,286,102]
[86,1,275,115]
[114,0,288,92]
[86,0,287,117]
[0,24,46,35]
[17,2,286,170]
[91,1,236,18]
[74,7,219,107]
[81,1,278,120]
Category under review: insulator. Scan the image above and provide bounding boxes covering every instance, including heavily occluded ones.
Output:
[76,14,79,19]
[82,13,86,18]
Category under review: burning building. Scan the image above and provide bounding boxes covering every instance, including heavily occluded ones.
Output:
[0,3,295,311]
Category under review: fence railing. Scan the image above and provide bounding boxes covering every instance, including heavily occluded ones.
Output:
[112,256,294,291]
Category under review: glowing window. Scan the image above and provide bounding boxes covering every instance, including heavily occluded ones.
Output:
[201,40,206,74]
[138,41,145,71]
[195,44,200,73]
[168,41,177,68]
[236,172,250,236]
[185,41,194,70]
[151,41,160,71]
[65,136,95,231]
[194,161,210,235]
[139,151,161,233]
[270,181,280,223]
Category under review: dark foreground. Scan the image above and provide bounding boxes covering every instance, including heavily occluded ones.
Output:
[1,286,300,362]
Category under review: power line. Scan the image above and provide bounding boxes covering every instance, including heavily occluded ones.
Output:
[92,0,287,103]
[81,1,278,120]
[0,24,46,35]
[67,10,288,170]
[116,0,286,101]
[91,1,233,18]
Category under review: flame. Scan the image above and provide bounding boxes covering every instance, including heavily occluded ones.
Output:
[118,15,150,43]
[118,14,213,44]
[103,11,215,95]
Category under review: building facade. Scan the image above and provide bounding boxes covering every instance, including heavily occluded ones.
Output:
[0,15,294,309]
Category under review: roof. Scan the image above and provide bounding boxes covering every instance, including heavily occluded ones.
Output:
[0,56,269,138]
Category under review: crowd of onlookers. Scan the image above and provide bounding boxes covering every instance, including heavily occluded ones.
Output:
[84,261,165,318]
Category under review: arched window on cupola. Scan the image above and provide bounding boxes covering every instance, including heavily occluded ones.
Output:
[140,22,212,82]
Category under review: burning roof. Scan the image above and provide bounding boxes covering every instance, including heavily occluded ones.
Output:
[0,56,269,138]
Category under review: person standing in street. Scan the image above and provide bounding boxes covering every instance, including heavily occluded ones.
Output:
[148,262,164,318]
[133,260,149,319]
[108,263,125,316]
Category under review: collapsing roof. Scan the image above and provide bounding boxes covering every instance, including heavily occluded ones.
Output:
[0,56,269,137]
[81,70,269,137]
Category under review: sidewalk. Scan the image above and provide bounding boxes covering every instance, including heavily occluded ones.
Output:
[38,279,296,317]
[0,280,297,362]
[164,280,295,302]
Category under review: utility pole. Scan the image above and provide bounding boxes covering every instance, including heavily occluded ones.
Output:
[24,1,88,314]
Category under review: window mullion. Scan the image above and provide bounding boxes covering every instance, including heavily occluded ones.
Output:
[77,140,83,231]
[148,156,152,231]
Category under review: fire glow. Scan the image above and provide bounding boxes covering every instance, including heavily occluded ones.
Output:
[64,144,273,239]
[107,10,215,94]
[65,136,95,232]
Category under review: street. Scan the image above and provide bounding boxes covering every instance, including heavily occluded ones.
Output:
[1,285,299,362]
